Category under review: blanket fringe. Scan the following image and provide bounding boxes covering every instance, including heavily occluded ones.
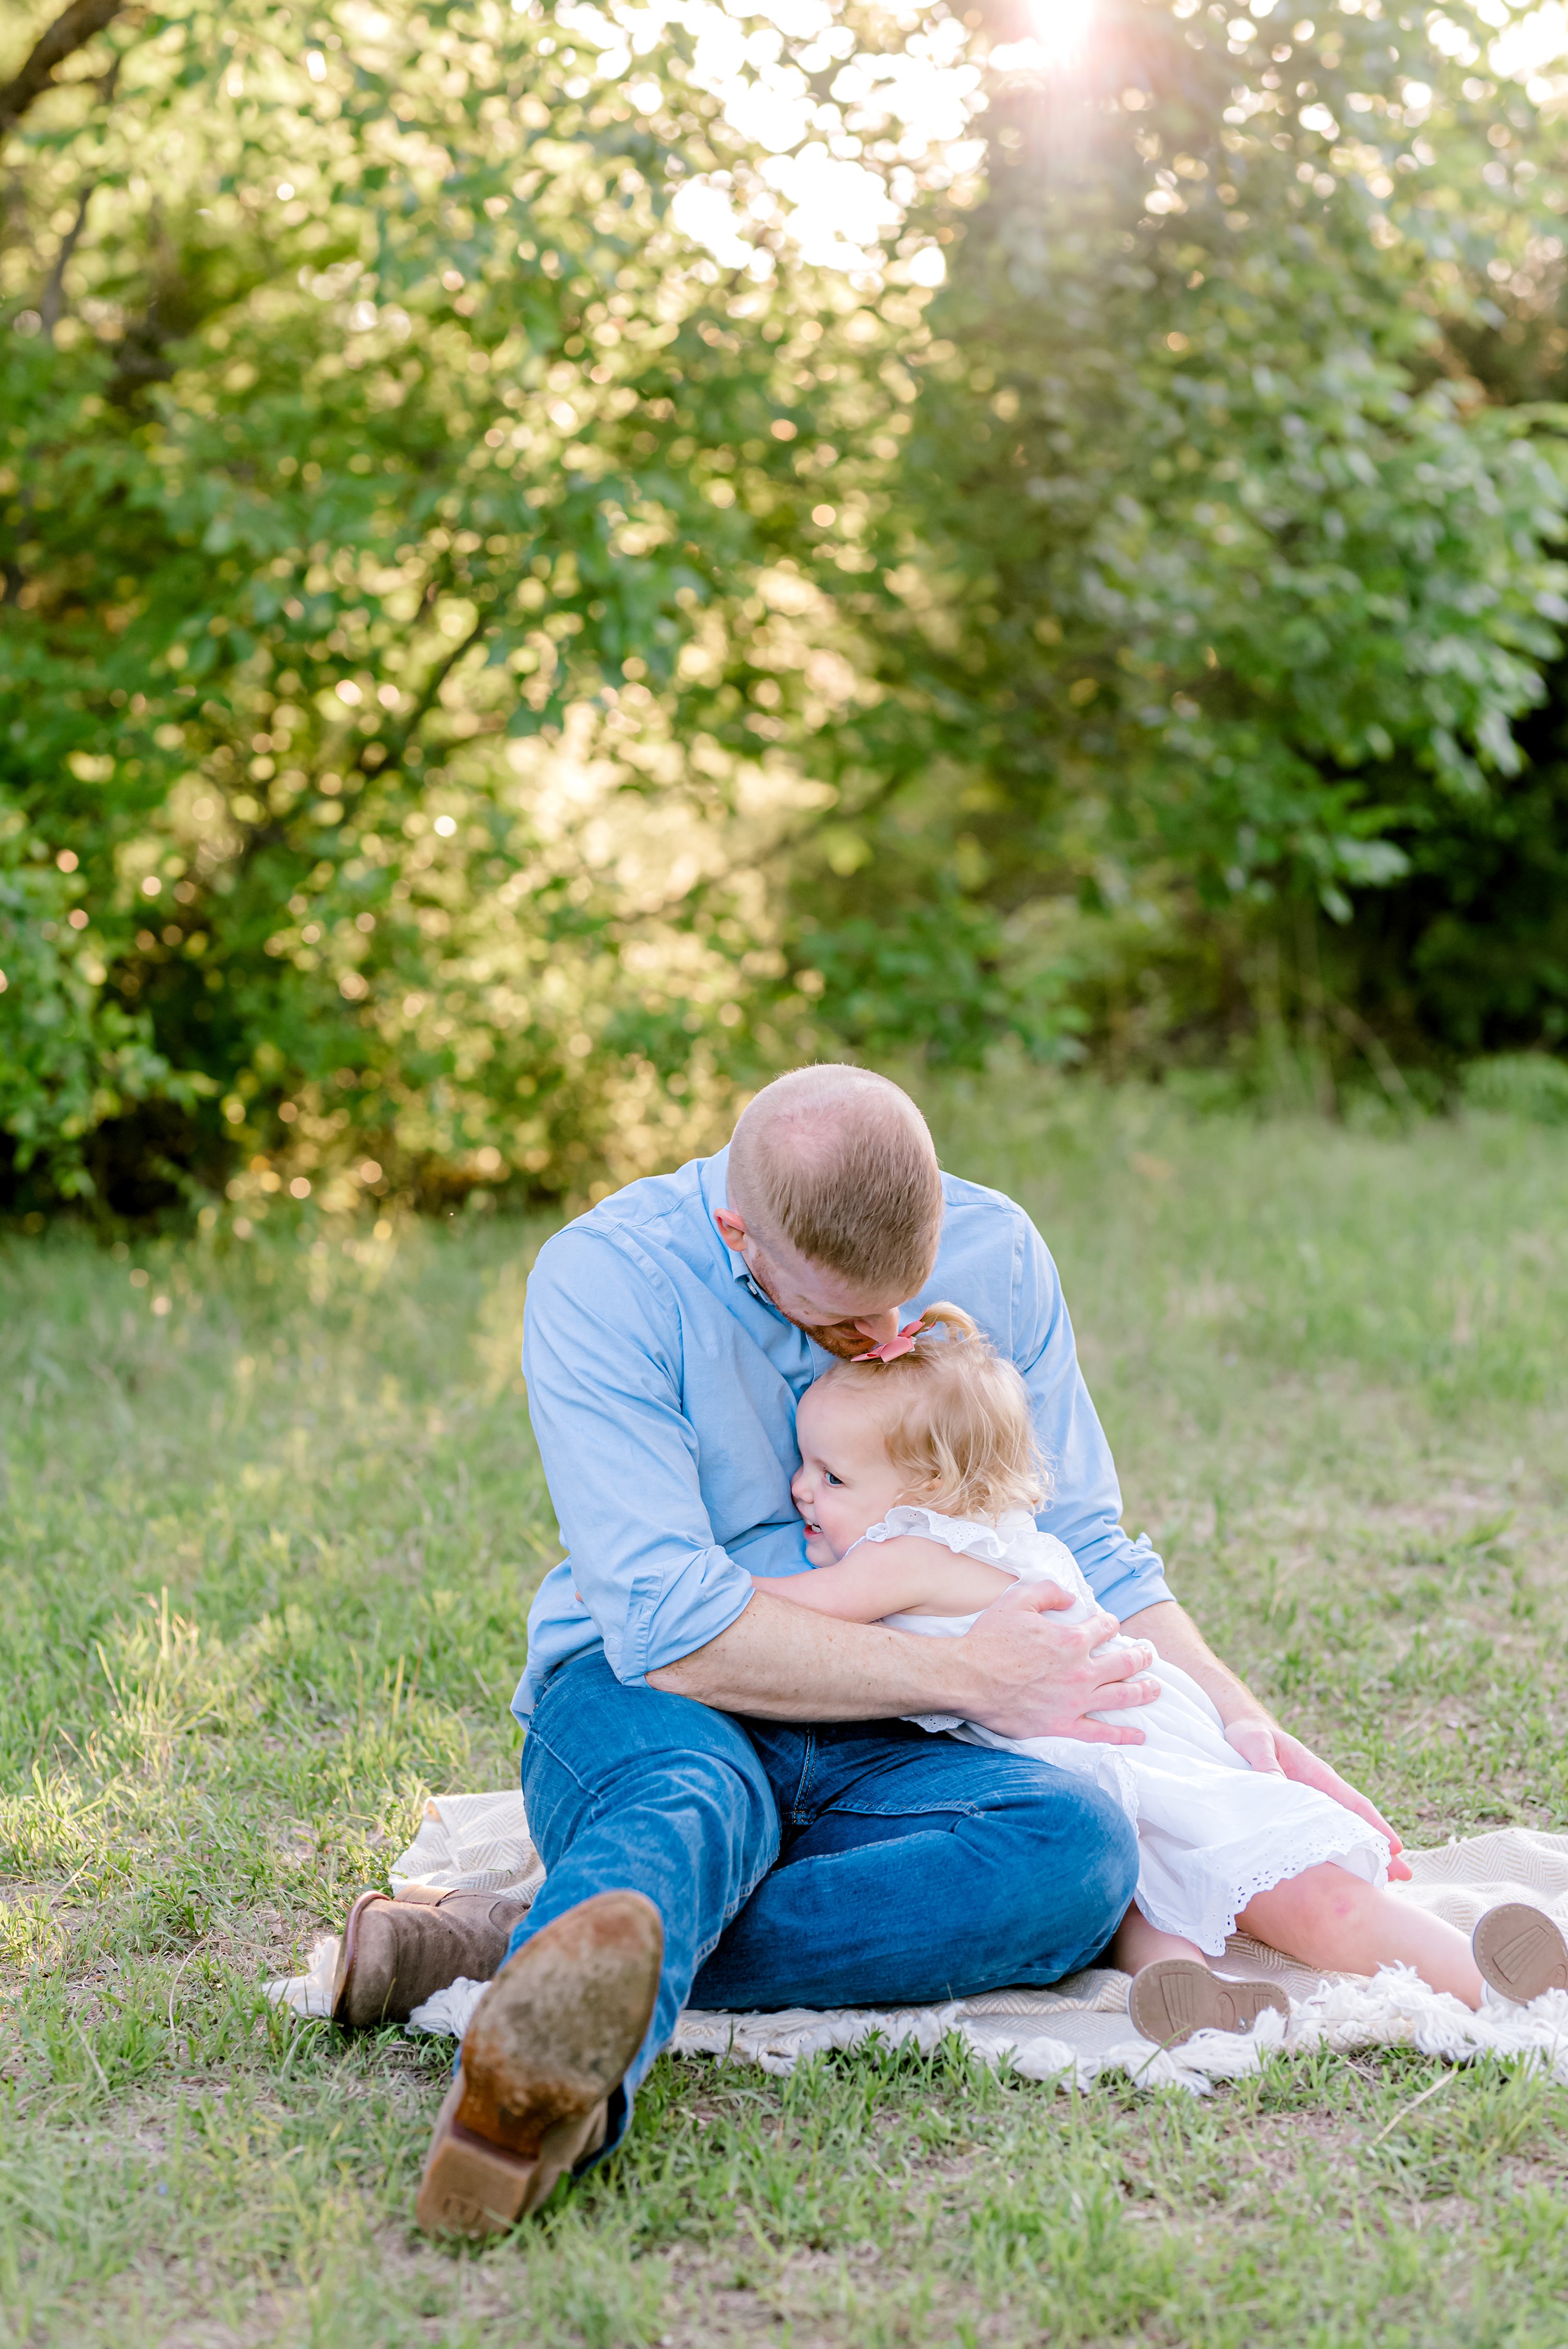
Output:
[262,1805,1568,2095]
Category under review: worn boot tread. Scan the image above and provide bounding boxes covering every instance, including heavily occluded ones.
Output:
[416,1889,662,2238]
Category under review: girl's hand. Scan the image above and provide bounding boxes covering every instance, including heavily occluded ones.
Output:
[1224,1715,1412,1881]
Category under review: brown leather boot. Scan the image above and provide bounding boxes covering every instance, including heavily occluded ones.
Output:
[330,1885,533,2029]
[414,1889,663,2238]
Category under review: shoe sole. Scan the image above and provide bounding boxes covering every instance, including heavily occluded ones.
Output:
[413,2070,608,2234]
[1473,1903,1568,2003]
[1128,1959,1289,2049]
[415,1889,663,2237]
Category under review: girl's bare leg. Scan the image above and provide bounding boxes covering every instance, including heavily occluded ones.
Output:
[1239,1866,1484,2007]
[1112,1904,1213,1976]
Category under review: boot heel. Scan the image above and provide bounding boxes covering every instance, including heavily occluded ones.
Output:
[415,2074,540,2236]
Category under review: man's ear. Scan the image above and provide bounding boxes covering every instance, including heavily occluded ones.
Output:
[714,1206,748,1251]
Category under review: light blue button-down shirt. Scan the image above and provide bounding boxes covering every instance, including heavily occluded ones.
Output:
[512,1146,1173,1722]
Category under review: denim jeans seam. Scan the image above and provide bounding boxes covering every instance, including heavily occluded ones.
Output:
[826,1798,983,1820]
[789,1731,819,1824]
[691,1841,779,1975]
[519,1719,596,1802]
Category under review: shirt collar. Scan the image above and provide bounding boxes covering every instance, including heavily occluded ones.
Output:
[698,1146,791,1316]
[697,1148,754,1280]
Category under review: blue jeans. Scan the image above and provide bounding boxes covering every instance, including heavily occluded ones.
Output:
[509,1648,1138,2156]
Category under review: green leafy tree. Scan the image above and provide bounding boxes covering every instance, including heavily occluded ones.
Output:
[798,0,1568,1078]
[0,0,940,1213]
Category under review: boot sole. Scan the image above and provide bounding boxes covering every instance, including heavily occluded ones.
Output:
[1473,1903,1568,2003]
[1129,1959,1289,2049]
[416,1889,663,2238]
[415,2072,609,2235]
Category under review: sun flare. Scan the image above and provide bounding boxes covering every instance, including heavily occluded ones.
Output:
[1031,0,1095,66]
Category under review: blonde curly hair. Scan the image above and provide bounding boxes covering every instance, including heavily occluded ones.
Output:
[814,1302,1050,1522]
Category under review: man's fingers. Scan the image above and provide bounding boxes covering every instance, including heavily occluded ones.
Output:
[1284,1742,1400,1840]
[1096,1671,1160,1710]
[1273,1732,1411,1872]
[1100,1636,1156,1677]
[1002,1577,1077,1614]
[1069,1718,1149,1746]
[1335,1780,1399,1843]
[1225,1720,1286,1776]
[1320,1777,1414,1879]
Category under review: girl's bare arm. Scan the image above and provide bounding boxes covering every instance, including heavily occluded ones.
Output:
[753,1535,1016,1622]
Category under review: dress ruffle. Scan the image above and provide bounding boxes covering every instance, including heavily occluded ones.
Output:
[861,1504,1016,1563]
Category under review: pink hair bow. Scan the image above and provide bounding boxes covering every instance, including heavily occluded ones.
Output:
[853,1320,926,1363]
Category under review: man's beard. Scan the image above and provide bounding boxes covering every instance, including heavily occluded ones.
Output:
[744,1256,873,1359]
[800,1319,877,1360]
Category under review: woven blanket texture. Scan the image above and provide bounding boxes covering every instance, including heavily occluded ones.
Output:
[266,1791,1568,2095]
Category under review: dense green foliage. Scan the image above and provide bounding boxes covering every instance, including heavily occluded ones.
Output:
[0,0,940,1212]
[4,0,1567,1214]
[813,0,1568,1079]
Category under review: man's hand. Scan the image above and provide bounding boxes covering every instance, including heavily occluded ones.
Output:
[959,1580,1160,1744]
[1225,1714,1412,1881]
[650,1584,1160,1733]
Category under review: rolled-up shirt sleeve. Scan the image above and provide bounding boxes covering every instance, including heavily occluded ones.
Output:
[1014,1214,1175,1620]
[521,1225,756,1686]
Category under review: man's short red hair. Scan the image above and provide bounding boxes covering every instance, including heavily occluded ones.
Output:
[726,1065,943,1297]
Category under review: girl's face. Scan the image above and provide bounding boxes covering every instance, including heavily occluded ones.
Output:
[791,1379,908,1564]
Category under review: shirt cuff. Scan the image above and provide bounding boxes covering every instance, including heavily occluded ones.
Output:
[1084,1536,1175,1623]
[612,1542,757,1685]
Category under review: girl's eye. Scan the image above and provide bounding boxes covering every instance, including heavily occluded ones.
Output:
[823,1470,842,1486]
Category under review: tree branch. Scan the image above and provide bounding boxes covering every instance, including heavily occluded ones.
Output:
[0,0,124,140]
[40,180,95,339]
[1322,992,1415,1110]
[371,606,494,781]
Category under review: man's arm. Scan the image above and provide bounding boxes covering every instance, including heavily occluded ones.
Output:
[1124,1598,1411,1877]
[651,1580,1162,1740]
[1006,1214,1175,1622]
[1002,1210,1408,1862]
[525,1224,1162,1735]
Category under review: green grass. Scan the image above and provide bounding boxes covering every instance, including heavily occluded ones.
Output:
[2,1082,1566,2347]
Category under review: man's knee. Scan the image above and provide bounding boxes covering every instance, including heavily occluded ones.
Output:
[1064,1777,1140,1918]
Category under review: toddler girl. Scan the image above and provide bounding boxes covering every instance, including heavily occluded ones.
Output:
[756,1304,1568,2042]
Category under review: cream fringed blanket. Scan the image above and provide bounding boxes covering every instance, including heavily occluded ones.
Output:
[267,1792,1568,2094]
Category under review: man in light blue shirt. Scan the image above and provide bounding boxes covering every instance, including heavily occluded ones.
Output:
[405,1067,1400,2236]
[513,1134,1173,1715]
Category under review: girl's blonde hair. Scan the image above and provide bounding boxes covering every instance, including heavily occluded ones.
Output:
[817,1302,1050,1521]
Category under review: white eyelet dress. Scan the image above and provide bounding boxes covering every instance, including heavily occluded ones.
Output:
[867,1504,1390,1956]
